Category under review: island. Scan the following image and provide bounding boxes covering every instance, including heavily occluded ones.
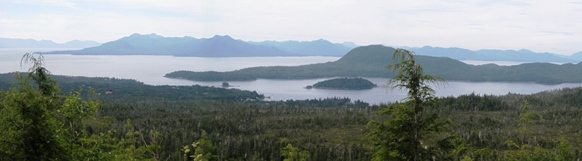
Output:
[310,77,376,90]
[165,45,582,84]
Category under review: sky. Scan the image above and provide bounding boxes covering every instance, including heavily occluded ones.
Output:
[1,0,581,55]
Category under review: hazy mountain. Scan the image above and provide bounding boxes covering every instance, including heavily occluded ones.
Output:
[409,46,578,63]
[250,39,355,56]
[568,52,582,61]
[0,38,100,48]
[43,33,353,57]
[35,33,578,62]
[407,46,478,60]
[45,33,203,55]
[182,35,289,57]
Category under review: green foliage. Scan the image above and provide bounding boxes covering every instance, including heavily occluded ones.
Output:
[0,53,69,160]
[500,141,574,161]
[0,78,68,160]
[496,101,574,161]
[517,101,541,145]
[97,99,375,160]
[183,130,215,161]
[0,53,161,161]
[280,138,310,161]
[368,49,453,161]
[312,77,376,90]
[440,93,510,111]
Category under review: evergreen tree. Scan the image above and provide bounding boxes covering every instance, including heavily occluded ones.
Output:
[280,139,310,161]
[183,130,215,161]
[368,49,455,161]
[0,53,68,160]
[0,53,102,160]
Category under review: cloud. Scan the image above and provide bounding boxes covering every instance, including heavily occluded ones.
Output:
[537,31,575,36]
[15,0,76,8]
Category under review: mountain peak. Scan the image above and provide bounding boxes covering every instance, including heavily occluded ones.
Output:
[129,33,143,37]
[517,49,534,53]
[211,35,234,40]
[340,42,358,48]
[313,39,329,42]
[128,33,163,39]
[145,33,162,38]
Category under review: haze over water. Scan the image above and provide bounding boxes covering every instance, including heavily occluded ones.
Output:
[2,48,581,105]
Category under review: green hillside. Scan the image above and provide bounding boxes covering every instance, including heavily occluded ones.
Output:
[166,45,582,84]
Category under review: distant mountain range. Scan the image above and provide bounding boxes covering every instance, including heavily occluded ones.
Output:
[249,39,355,56]
[7,33,582,63]
[407,46,581,63]
[0,38,101,48]
[42,33,354,57]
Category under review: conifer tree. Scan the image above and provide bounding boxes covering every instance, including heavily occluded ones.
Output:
[368,49,455,161]
[0,53,68,160]
[0,53,102,160]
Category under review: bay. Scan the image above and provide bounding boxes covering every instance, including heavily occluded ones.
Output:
[2,48,581,105]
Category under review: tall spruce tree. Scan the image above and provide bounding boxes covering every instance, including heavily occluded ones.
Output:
[0,53,67,160]
[368,49,456,161]
[0,53,104,160]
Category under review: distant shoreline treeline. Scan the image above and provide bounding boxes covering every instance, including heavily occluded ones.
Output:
[165,45,582,84]
[0,72,264,101]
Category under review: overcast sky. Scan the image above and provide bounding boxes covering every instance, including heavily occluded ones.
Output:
[1,0,581,55]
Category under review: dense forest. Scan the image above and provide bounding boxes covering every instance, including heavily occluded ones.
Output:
[1,52,581,160]
[309,77,376,90]
[166,45,582,84]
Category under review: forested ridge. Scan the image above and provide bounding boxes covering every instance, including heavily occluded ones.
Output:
[166,45,582,84]
[0,72,264,101]
[1,52,581,160]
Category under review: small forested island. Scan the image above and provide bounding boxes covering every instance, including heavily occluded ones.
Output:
[309,77,376,90]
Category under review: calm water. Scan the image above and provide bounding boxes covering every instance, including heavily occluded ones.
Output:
[2,48,581,104]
